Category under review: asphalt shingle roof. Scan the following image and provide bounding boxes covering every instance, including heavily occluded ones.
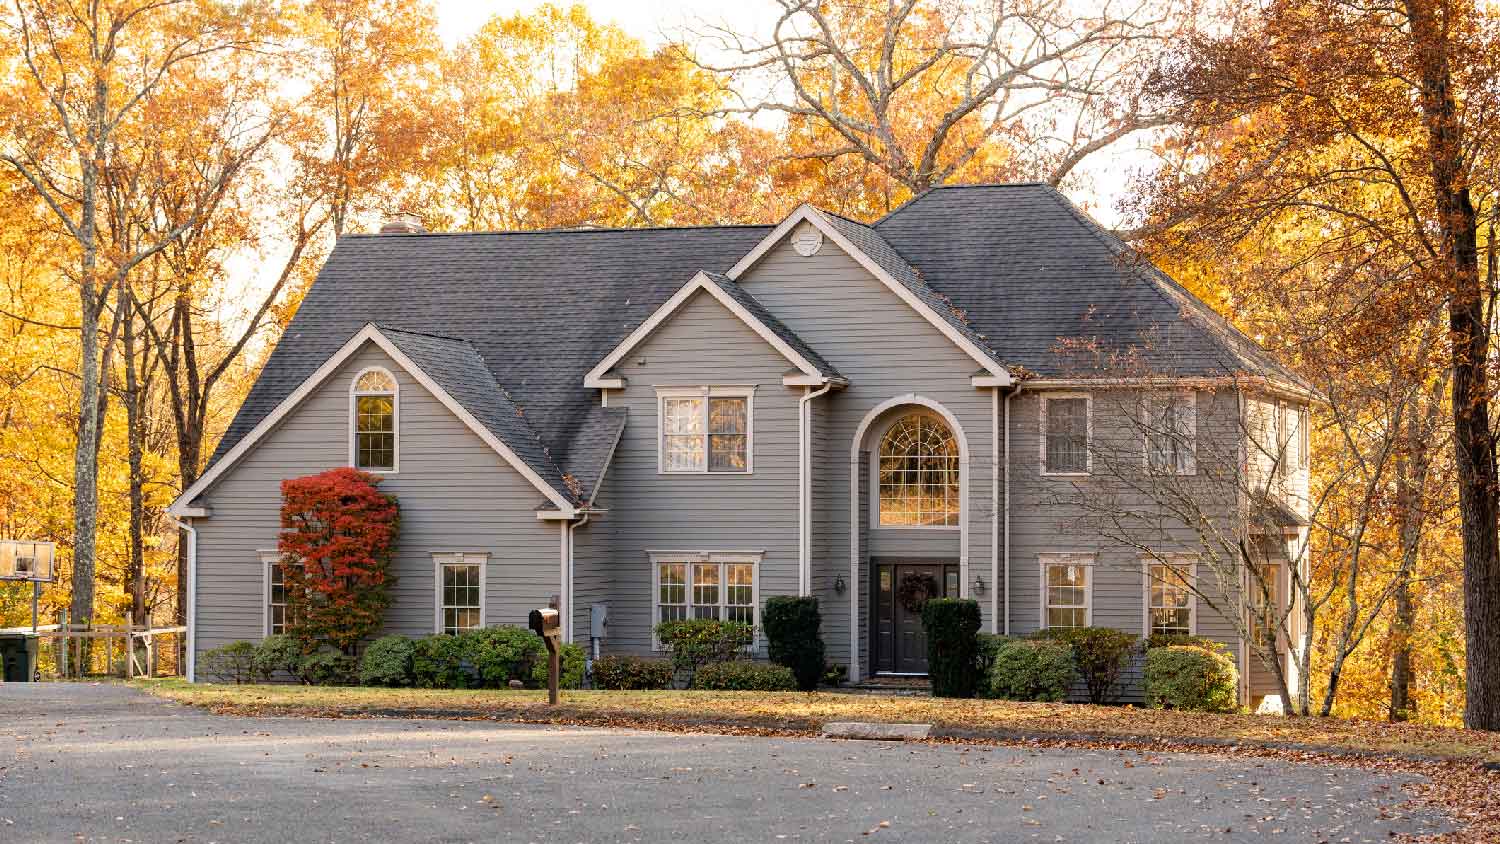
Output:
[376,326,572,504]
[702,272,843,381]
[204,185,1306,499]
[873,184,1309,388]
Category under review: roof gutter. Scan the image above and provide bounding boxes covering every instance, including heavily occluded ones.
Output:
[1015,376,1322,405]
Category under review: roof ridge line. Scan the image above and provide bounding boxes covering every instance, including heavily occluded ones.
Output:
[342,222,778,239]
[374,324,474,345]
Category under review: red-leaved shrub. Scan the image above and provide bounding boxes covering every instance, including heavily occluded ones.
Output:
[278,467,399,653]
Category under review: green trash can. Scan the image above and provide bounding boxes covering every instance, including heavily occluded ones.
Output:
[0,633,39,682]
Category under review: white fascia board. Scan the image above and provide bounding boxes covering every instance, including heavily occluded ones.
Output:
[169,323,577,517]
[971,375,1010,388]
[726,205,1014,384]
[584,271,824,388]
[783,373,847,387]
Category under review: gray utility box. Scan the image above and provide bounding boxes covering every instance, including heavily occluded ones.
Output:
[0,634,38,682]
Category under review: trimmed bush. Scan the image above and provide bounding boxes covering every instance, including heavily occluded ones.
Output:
[253,634,305,682]
[591,655,674,690]
[654,619,754,679]
[529,642,586,690]
[690,660,798,691]
[920,598,982,698]
[299,649,358,685]
[1143,645,1239,713]
[1044,626,1138,704]
[359,635,416,686]
[466,626,547,688]
[976,634,1010,675]
[200,641,258,684]
[411,634,475,688]
[763,596,825,691]
[1145,633,1229,655]
[990,638,1076,702]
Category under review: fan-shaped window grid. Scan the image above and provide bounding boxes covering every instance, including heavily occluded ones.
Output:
[353,369,396,471]
[877,413,960,527]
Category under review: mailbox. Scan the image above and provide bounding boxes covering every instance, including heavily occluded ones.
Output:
[529,607,562,705]
[528,607,560,639]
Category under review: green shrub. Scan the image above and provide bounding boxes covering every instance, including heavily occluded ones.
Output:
[1044,627,1138,704]
[1145,633,1230,655]
[690,661,798,691]
[299,648,358,685]
[821,661,847,688]
[920,598,982,698]
[411,634,475,689]
[762,596,824,691]
[591,655,674,690]
[359,635,415,686]
[1143,645,1239,713]
[654,619,753,679]
[529,642,585,690]
[465,626,546,688]
[990,638,1076,702]
[253,634,305,682]
[200,641,258,684]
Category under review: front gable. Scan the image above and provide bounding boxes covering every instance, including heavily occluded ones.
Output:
[727,206,1012,385]
[171,324,576,517]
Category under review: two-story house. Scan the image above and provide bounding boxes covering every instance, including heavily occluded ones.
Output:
[168,183,1315,706]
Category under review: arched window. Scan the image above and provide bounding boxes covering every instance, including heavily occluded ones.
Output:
[877,412,959,527]
[352,368,397,471]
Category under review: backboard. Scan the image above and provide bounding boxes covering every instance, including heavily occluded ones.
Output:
[0,540,56,582]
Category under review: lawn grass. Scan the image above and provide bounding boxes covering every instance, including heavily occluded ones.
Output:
[136,678,1500,763]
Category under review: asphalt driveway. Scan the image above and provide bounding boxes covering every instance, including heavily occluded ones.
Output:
[0,683,1452,843]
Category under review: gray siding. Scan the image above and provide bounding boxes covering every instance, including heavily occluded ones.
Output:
[738,226,996,679]
[191,342,560,662]
[600,289,801,656]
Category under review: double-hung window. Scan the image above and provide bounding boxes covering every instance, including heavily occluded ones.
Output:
[1041,554,1092,629]
[1145,391,1197,475]
[1042,395,1090,475]
[1146,559,1195,636]
[435,553,485,634]
[652,552,759,636]
[659,388,752,473]
[351,367,397,471]
[265,553,289,636]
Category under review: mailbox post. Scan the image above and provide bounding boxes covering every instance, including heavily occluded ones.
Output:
[528,607,561,705]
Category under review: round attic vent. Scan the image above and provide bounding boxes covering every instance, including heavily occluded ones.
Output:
[791,224,823,257]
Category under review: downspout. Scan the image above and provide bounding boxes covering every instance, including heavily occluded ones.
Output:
[1003,385,1018,636]
[798,381,834,597]
[990,388,999,634]
[567,512,591,646]
[167,515,197,682]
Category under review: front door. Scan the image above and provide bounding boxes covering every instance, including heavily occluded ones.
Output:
[873,561,959,674]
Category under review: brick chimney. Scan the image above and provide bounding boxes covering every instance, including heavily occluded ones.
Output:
[379,211,426,234]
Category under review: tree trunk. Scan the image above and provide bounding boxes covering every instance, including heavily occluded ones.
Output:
[68,84,106,637]
[1405,0,1500,731]
[122,284,148,627]
[1390,577,1416,721]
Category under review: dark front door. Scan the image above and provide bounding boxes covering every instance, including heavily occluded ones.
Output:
[873,561,959,675]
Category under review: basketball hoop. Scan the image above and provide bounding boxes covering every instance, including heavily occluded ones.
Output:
[0,540,55,582]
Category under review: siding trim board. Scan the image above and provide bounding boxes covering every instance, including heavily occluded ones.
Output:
[170,324,576,517]
[848,394,971,683]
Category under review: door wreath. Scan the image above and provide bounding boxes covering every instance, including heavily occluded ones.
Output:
[896,571,938,614]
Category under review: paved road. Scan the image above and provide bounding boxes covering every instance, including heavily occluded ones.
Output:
[0,683,1451,843]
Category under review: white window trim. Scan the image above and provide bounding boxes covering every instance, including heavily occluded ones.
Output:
[1141,556,1198,637]
[1297,406,1310,469]
[349,365,399,474]
[1142,390,1198,476]
[648,550,763,650]
[656,386,755,474]
[260,550,283,639]
[1040,393,1092,477]
[433,552,487,634]
[1039,552,1094,629]
[869,410,962,531]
